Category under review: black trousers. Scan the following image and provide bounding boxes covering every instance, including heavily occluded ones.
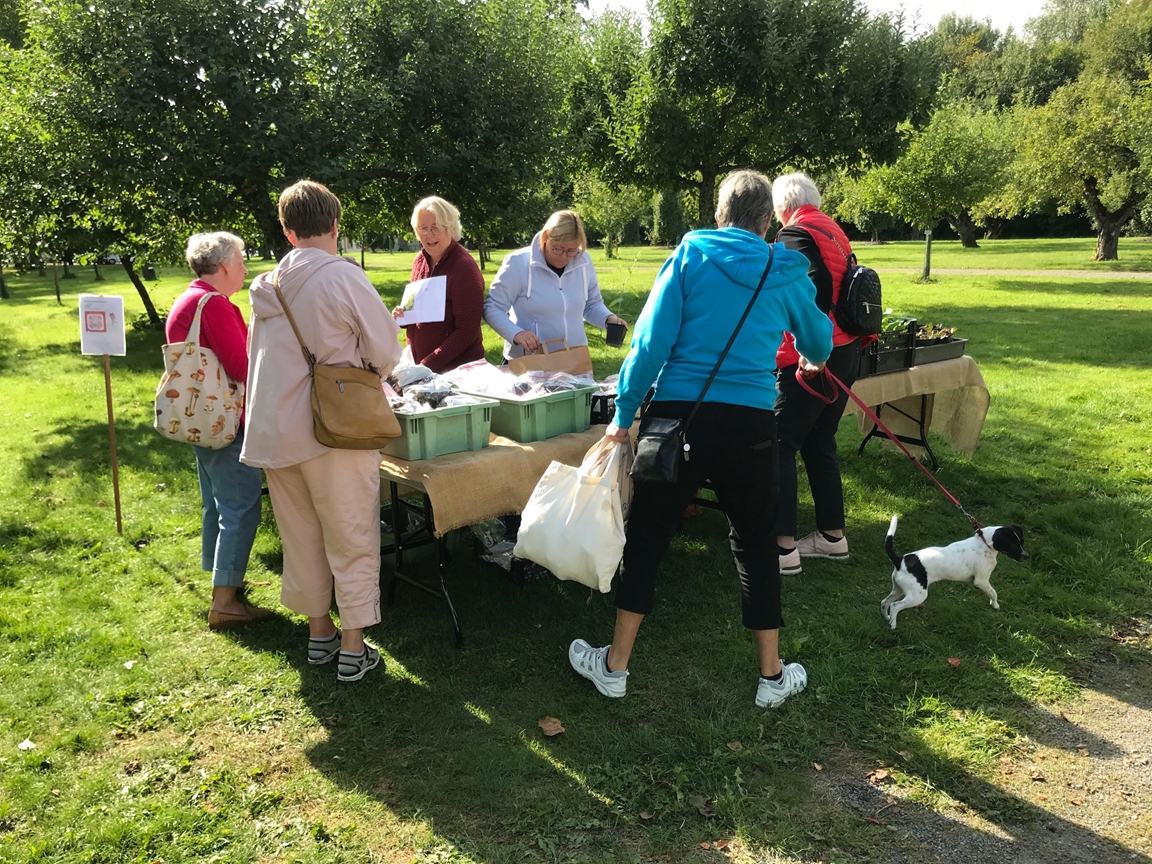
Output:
[774,339,861,537]
[616,402,783,631]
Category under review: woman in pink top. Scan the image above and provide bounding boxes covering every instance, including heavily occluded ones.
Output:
[166,232,267,631]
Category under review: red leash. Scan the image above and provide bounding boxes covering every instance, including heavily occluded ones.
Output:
[794,366,986,534]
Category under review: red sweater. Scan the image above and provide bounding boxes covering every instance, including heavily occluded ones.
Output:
[404,240,486,373]
[166,281,250,384]
[775,205,856,369]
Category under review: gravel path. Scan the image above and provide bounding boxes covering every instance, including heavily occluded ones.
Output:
[876,268,1152,280]
[809,621,1152,863]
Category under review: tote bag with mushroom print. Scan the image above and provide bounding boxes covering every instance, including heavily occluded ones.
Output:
[154,292,244,449]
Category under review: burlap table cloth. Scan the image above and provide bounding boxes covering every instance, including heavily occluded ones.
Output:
[380,426,608,537]
[845,355,989,457]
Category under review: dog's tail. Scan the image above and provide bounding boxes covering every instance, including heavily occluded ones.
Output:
[885,515,902,567]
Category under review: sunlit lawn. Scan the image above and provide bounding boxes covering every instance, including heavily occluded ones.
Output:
[1,246,1150,862]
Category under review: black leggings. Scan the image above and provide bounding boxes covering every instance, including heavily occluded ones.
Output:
[774,339,861,537]
[616,402,783,631]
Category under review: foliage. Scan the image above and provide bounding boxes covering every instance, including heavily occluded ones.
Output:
[574,173,650,258]
[650,188,690,246]
[865,106,1012,246]
[824,172,898,243]
[597,0,933,227]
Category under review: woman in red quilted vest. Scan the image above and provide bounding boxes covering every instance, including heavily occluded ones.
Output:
[772,174,862,577]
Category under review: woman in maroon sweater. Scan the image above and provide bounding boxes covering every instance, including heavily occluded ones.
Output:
[393,196,485,372]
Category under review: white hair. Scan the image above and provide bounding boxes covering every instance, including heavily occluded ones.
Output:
[772,173,822,214]
[715,170,774,234]
[185,232,245,277]
[411,196,463,242]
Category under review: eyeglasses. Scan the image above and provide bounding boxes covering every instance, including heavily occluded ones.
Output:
[547,241,582,259]
[416,224,444,236]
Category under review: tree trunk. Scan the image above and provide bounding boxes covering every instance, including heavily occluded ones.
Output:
[52,260,61,304]
[697,173,717,229]
[360,243,365,270]
[0,261,8,299]
[1095,226,1121,261]
[241,185,291,260]
[949,209,979,248]
[35,252,45,277]
[478,242,490,271]
[121,257,162,326]
[921,229,933,281]
[871,229,880,244]
[1083,177,1145,262]
[93,261,104,282]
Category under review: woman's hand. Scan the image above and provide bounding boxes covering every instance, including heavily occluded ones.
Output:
[606,314,628,328]
[513,330,541,353]
[604,422,631,443]
[391,305,406,321]
[797,356,826,379]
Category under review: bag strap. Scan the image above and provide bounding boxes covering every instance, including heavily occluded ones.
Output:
[270,273,318,374]
[682,244,775,437]
[185,290,216,347]
[792,222,854,268]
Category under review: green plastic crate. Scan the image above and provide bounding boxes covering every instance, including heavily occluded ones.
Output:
[458,385,596,443]
[381,397,498,460]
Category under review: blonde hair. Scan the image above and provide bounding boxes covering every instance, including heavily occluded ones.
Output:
[277,180,342,239]
[185,232,245,276]
[540,209,587,252]
[410,196,463,242]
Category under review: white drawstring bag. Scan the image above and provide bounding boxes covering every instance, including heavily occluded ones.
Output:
[514,438,633,593]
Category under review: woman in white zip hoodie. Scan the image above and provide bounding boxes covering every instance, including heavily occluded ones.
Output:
[483,210,626,360]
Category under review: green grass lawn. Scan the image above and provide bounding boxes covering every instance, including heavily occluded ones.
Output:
[1,246,1150,862]
[845,236,1152,272]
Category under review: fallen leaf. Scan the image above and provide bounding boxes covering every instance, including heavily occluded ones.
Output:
[948,657,961,668]
[123,660,135,670]
[1068,797,1084,806]
[1030,768,1047,782]
[999,758,1015,775]
[715,839,729,849]
[690,796,715,817]
[951,710,963,719]
[639,811,653,820]
[896,750,913,761]
[1058,712,1070,722]
[812,762,824,771]
[1036,794,1048,802]
[1076,746,1089,757]
[700,842,711,850]
[124,760,140,774]
[726,740,742,751]
[867,768,892,785]
[865,816,886,825]
[1110,634,1125,642]
[537,717,564,737]
[18,739,36,751]
[51,788,60,796]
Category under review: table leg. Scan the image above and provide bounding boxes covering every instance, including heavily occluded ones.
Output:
[857,398,940,471]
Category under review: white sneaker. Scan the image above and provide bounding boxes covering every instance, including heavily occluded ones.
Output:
[569,639,628,698]
[755,660,808,708]
[795,531,849,561]
[779,548,802,575]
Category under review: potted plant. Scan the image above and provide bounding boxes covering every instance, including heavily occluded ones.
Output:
[913,322,967,365]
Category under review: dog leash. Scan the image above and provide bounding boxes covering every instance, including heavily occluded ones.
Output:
[794,366,988,537]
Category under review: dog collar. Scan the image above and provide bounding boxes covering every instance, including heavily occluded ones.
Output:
[975,527,993,550]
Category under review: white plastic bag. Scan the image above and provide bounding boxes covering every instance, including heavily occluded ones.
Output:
[513,438,634,593]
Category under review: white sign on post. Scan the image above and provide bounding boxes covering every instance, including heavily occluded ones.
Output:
[78,294,127,356]
[394,275,447,325]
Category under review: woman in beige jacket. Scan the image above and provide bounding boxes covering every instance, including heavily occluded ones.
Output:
[242,181,402,683]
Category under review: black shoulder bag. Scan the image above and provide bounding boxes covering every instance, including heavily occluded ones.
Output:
[631,246,775,484]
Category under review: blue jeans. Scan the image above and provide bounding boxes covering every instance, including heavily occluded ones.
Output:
[194,428,263,587]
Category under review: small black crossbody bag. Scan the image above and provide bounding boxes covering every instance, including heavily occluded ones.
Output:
[631,247,775,484]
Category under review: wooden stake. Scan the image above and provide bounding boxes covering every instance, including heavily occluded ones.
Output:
[103,354,123,534]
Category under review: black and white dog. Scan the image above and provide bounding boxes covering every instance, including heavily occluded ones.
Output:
[880,515,1029,629]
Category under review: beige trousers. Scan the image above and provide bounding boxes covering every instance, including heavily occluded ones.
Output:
[265,448,382,630]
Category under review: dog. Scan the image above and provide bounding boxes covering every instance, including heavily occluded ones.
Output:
[880,515,1029,629]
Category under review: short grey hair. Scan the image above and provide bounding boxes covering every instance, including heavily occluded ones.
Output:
[186,232,245,277]
[411,196,463,242]
[772,173,821,214]
[715,170,774,234]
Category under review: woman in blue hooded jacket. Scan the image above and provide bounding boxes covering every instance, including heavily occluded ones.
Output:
[568,171,833,710]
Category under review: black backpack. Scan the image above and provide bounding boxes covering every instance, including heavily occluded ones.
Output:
[797,223,883,337]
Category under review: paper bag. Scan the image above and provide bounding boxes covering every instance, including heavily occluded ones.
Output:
[507,338,594,377]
